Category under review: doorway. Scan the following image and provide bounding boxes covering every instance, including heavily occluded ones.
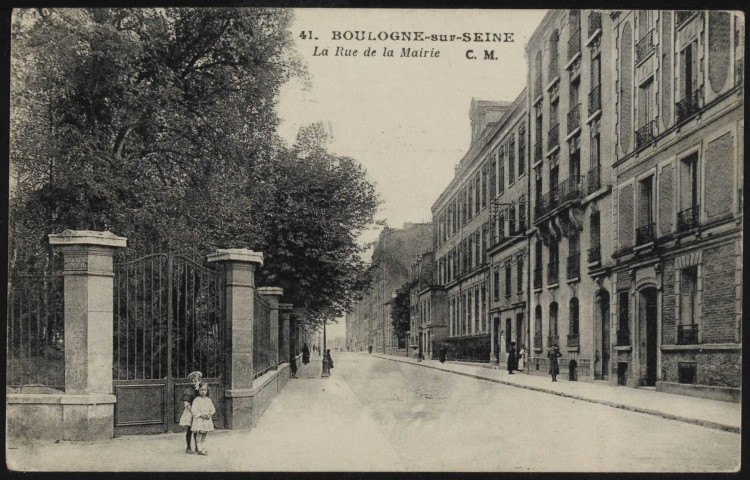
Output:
[493,316,501,363]
[597,290,610,380]
[639,287,658,386]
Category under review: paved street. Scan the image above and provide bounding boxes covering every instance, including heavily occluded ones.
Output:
[6,353,740,472]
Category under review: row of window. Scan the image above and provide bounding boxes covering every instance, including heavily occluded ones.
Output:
[448,283,488,337]
[532,299,580,349]
[435,125,528,247]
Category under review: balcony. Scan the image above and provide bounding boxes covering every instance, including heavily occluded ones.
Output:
[677,204,700,232]
[558,175,585,204]
[588,84,601,116]
[616,329,630,346]
[567,252,580,279]
[548,123,560,151]
[547,261,559,285]
[586,165,601,194]
[677,324,699,345]
[636,29,655,64]
[567,333,580,348]
[568,28,581,61]
[587,244,601,263]
[534,140,543,164]
[567,103,581,135]
[533,266,543,290]
[547,335,560,347]
[676,89,701,123]
[588,11,602,38]
[636,223,655,246]
[635,120,655,149]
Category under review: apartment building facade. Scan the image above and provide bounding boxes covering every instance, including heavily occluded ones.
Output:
[526,10,618,381]
[609,10,743,400]
[406,251,449,359]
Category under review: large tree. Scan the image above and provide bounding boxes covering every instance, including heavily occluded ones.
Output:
[10,8,379,325]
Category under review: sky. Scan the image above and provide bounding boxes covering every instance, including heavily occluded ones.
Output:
[275,9,548,339]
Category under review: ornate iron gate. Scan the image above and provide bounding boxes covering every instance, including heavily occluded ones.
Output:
[112,253,225,435]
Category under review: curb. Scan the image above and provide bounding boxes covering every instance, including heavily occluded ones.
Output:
[366,353,740,434]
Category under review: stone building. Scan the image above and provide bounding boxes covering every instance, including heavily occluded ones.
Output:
[525,9,618,381]
[432,98,515,361]
[406,251,448,359]
[608,10,743,401]
[485,89,531,368]
[347,222,433,353]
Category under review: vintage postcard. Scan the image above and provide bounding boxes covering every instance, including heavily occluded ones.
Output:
[6,7,743,472]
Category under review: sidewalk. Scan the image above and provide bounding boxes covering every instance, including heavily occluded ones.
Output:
[369,352,741,434]
[6,360,404,472]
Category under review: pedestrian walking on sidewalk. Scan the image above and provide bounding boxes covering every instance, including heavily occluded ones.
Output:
[190,383,216,456]
[547,344,562,382]
[302,343,310,365]
[507,342,518,374]
[439,346,447,364]
[517,344,525,371]
[178,371,204,454]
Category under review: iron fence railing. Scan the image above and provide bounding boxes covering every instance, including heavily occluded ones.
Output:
[676,89,701,123]
[587,165,601,194]
[253,291,272,378]
[558,175,585,204]
[7,273,66,391]
[567,253,581,279]
[547,335,560,348]
[588,84,601,116]
[568,28,581,61]
[549,54,560,80]
[636,29,655,63]
[675,11,695,26]
[677,204,700,232]
[534,140,543,163]
[548,122,560,151]
[636,222,656,245]
[568,103,581,134]
[677,324,699,345]
[635,120,655,149]
[588,244,601,263]
[567,333,580,348]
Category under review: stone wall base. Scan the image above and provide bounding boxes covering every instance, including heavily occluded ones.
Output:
[6,394,116,446]
[656,381,741,403]
[224,362,293,430]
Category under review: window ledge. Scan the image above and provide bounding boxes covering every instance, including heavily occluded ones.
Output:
[565,126,582,142]
[565,52,582,71]
[585,109,602,125]
[614,345,632,351]
[566,346,580,353]
[566,276,581,285]
[547,282,560,290]
[661,343,741,351]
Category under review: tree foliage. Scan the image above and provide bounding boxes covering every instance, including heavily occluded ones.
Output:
[390,283,412,340]
[10,8,379,325]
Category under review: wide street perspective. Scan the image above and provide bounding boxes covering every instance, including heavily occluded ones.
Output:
[7,353,740,472]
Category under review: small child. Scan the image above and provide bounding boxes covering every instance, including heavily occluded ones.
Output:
[190,383,216,456]
[178,371,203,453]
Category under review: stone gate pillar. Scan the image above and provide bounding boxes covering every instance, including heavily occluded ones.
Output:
[258,287,283,369]
[279,304,293,364]
[48,229,127,441]
[207,248,263,429]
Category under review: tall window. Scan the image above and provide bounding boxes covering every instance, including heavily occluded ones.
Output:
[509,205,516,236]
[569,298,580,336]
[481,164,488,208]
[590,55,602,116]
[482,223,489,263]
[499,147,505,195]
[535,166,543,205]
[637,175,655,244]
[518,195,527,232]
[508,136,516,185]
[481,284,487,332]
[617,290,629,338]
[493,268,500,301]
[534,305,543,348]
[679,266,698,343]
[505,260,512,297]
[638,78,654,128]
[475,173,481,214]
[516,255,524,293]
[680,153,699,211]
[518,126,526,177]
[490,155,497,200]
[549,302,559,343]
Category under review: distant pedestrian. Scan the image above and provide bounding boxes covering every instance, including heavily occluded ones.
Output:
[322,349,334,377]
[507,342,518,374]
[368,345,373,354]
[178,371,204,454]
[547,343,562,382]
[190,383,215,456]
[302,343,310,365]
[290,355,298,378]
[517,344,526,371]
[439,346,446,364]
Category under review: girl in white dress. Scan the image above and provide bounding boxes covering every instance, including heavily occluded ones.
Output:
[190,383,216,455]
[518,345,526,371]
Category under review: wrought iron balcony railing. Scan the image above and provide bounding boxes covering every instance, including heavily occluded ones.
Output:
[548,122,560,151]
[677,204,700,232]
[547,261,559,285]
[587,244,601,263]
[567,333,580,348]
[635,120,655,149]
[533,266,543,290]
[567,252,580,279]
[588,11,602,38]
[676,89,701,123]
[588,84,601,116]
[636,222,655,246]
[677,324,699,345]
[567,103,581,134]
[636,29,655,64]
[568,28,581,61]
[547,335,560,348]
[587,165,601,194]
[558,175,585,205]
[549,54,560,80]
[675,11,695,27]
[534,140,543,164]
[616,329,630,346]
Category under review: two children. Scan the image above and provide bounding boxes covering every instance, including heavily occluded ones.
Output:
[179,371,216,456]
